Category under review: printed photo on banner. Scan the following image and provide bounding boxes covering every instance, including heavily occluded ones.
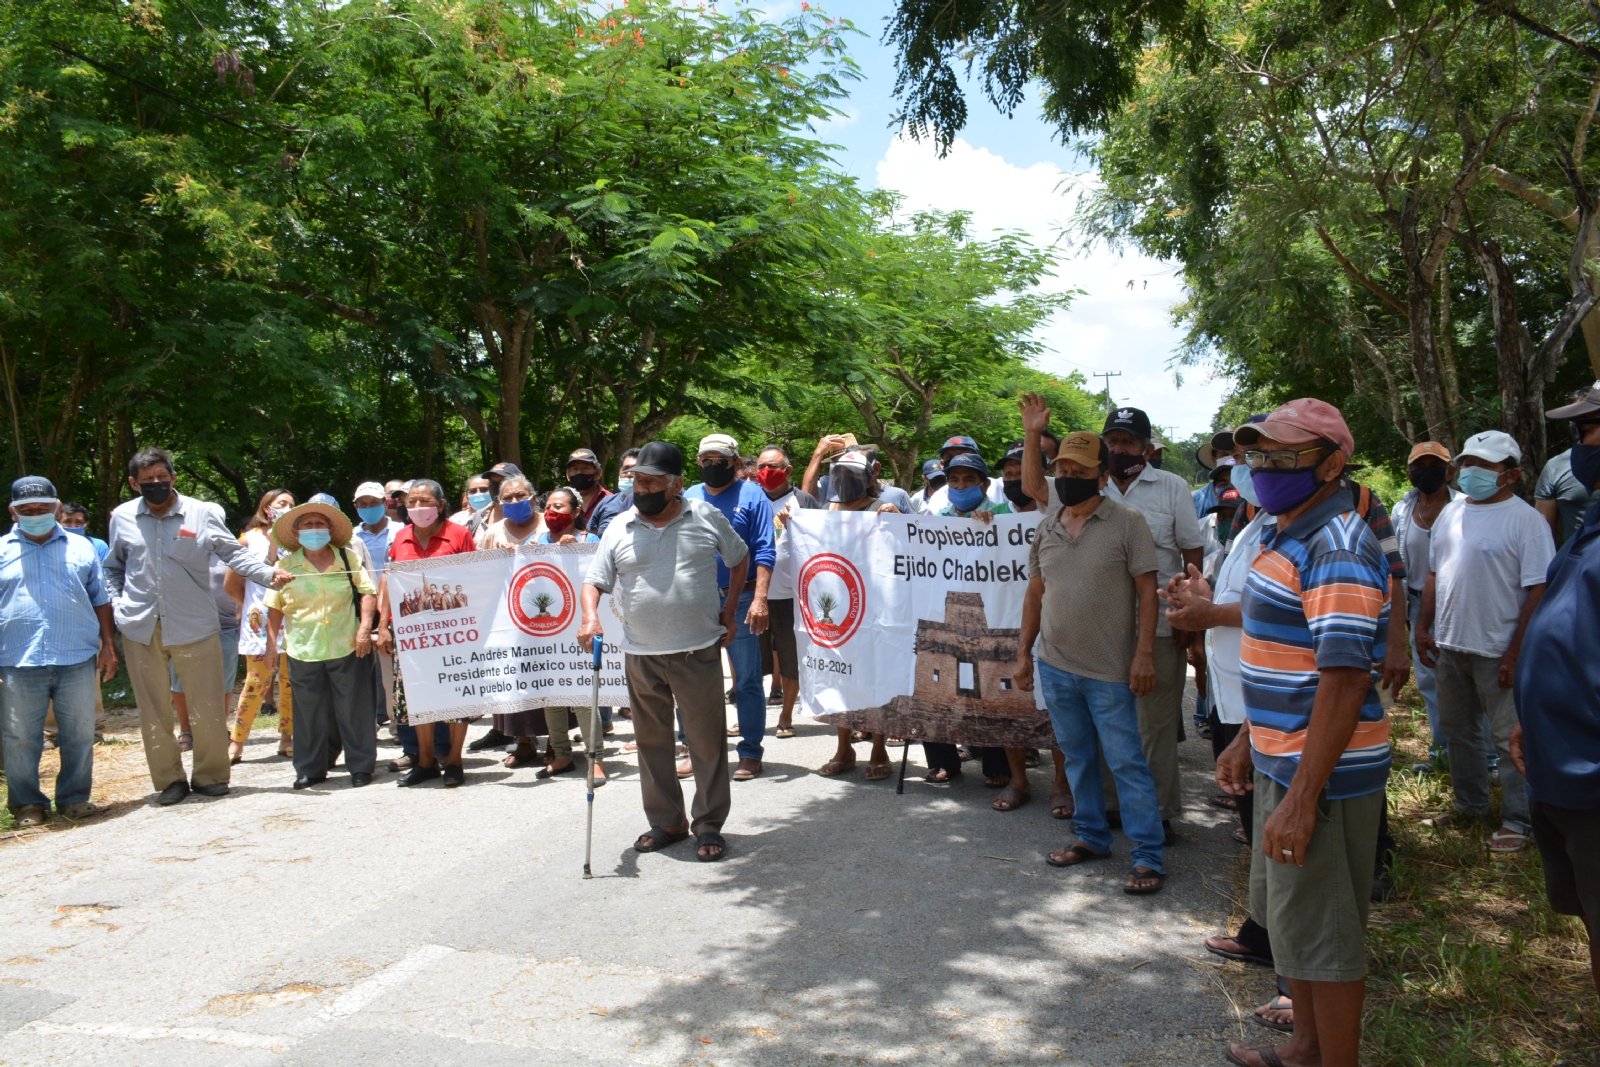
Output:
[784,511,1055,749]
[385,544,630,724]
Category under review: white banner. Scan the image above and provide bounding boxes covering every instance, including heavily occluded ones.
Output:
[385,544,631,725]
[785,511,1056,748]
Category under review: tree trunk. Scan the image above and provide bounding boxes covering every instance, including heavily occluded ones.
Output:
[1469,235,1544,493]
[1399,188,1458,450]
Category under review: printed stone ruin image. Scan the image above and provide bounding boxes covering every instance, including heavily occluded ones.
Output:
[818,591,1057,749]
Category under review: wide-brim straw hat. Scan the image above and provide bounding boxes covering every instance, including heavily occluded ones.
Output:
[273,501,353,552]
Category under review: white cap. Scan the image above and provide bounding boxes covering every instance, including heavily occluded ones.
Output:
[1458,430,1522,466]
[353,481,387,502]
[697,433,739,457]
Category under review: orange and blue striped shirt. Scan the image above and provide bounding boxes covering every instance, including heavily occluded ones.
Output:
[1241,493,1391,799]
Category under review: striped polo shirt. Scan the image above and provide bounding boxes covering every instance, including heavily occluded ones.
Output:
[1241,490,1391,799]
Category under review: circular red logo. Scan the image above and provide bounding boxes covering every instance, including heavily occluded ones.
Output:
[797,553,865,649]
[507,563,577,637]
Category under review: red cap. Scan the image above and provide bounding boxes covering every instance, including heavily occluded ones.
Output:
[1233,399,1355,458]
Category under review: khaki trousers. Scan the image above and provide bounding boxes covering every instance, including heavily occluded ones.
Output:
[625,644,729,836]
[125,623,229,790]
[546,705,599,762]
[1104,633,1185,820]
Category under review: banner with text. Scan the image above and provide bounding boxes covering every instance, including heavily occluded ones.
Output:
[783,511,1056,749]
[385,544,630,725]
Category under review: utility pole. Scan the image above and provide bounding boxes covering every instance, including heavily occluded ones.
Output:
[1092,370,1122,409]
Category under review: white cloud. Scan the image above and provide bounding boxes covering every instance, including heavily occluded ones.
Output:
[873,135,1230,439]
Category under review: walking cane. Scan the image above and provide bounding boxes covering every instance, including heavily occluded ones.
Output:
[583,639,603,879]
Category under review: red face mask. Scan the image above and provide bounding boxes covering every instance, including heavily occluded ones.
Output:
[544,509,575,536]
[756,467,789,492]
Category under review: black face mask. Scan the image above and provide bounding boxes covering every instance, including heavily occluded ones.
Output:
[1002,478,1033,508]
[924,477,946,497]
[634,489,670,515]
[698,461,736,489]
[139,481,173,506]
[1055,475,1102,507]
[1109,452,1146,480]
[568,471,596,492]
[1407,463,1448,495]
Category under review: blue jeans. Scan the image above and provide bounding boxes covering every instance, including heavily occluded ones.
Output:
[723,587,765,761]
[2,658,98,812]
[1407,590,1443,756]
[400,721,451,759]
[1038,660,1165,873]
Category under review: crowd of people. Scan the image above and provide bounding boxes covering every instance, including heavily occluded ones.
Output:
[4,387,1600,1067]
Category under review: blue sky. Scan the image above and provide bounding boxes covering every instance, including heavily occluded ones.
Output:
[768,0,1232,439]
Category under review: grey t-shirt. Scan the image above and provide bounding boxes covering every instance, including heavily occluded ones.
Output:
[1028,497,1160,684]
[584,498,750,654]
[817,476,913,512]
[1536,449,1596,544]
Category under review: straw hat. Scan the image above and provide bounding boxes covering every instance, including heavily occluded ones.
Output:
[272,501,353,552]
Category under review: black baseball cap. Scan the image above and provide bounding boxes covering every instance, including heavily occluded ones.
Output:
[484,461,522,479]
[1102,406,1152,443]
[630,441,684,478]
[10,476,57,505]
[1548,383,1600,421]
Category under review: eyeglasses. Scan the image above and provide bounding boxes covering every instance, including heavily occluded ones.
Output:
[1242,447,1326,471]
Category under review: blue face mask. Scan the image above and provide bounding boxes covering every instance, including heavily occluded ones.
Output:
[1457,465,1504,501]
[1570,443,1600,492]
[64,525,88,536]
[1229,463,1259,506]
[356,505,387,526]
[16,514,57,537]
[297,528,332,551]
[468,492,492,511]
[502,498,534,525]
[618,477,634,495]
[947,485,987,512]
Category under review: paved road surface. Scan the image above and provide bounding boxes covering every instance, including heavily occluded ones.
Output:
[0,689,1251,1066]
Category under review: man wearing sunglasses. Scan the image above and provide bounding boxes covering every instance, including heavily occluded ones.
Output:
[1197,400,1390,1067]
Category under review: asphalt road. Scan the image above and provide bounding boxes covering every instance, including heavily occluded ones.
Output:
[0,685,1253,1066]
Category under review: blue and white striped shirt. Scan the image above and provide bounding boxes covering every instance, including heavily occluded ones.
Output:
[0,524,111,668]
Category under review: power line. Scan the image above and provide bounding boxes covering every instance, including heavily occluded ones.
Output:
[1092,370,1122,407]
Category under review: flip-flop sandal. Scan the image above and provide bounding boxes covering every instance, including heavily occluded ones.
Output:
[923,767,958,784]
[775,726,796,739]
[1233,826,1249,845]
[536,761,577,779]
[817,758,856,777]
[1123,866,1166,895]
[1049,791,1075,820]
[1209,793,1240,811]
[1489,828,1527,852]
[504,751,542,768]
[1224,1043,1288,1067]
[983,776,1010,788]
[1204,937,1274,968]
[696,831,728,862]
[178,731,193,752]
[992,784,1029,811]
[634,826,690,853]
[1046,843,1109,868]
[726,724,741,736]
[1251,997,1295,1034]
[864,761,893,780]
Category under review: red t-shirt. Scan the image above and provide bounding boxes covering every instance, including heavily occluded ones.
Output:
[388,521,477,562]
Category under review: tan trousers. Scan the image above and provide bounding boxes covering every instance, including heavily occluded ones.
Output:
[377,650,395,722]
[625,644,729,836]
[126,623,229,790]
[231,653,293,743]
[1104,633,1185,820]
[545,705,598,761]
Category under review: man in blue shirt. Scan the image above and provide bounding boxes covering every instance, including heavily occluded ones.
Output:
[684,433,775,780]
[0,477,118,826]
[591,448,641,539]
[1514,385,1600,1000]
[59,503,110,560]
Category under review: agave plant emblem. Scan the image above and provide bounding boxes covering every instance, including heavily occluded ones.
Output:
[532,591,556,618]
[815,591,839,625]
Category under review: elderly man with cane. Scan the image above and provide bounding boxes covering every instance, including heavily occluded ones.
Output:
[579,441,750,863]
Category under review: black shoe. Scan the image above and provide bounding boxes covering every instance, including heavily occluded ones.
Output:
[467,728,511,752]
[156,781,189,806]
[293,774,327,790]
[1371,868,1395,903]
[192,782,230,798]
[1106,810,1123,829]
[397,764,442,787]
[441,763,465,788]
[1163,819,1177,846]
[350,772,373,788]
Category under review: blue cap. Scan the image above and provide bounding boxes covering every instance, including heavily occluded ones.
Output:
[10,476,57,505]
[940,435,979,456]
[308,492,342,509]
[945,453,989,477]
[921,459,945,480]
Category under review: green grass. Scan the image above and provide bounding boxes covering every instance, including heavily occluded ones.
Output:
[1364,698,1597,1065]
